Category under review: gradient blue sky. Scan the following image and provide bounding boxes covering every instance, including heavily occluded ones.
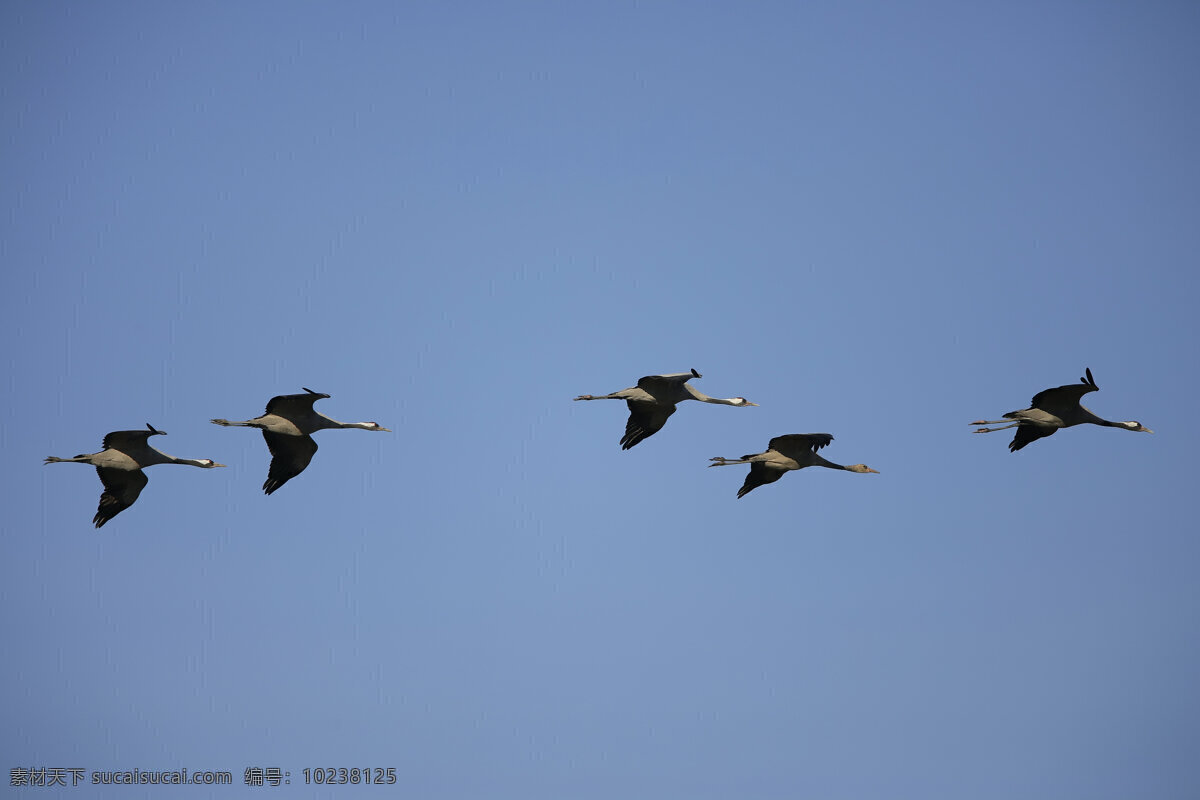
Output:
[4,2,1199,798]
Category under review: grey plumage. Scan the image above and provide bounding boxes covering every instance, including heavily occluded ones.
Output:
[709,433,879,498]
[44,423,226,528]
[574,369,757,449]
[971,368,1153,451]
[211,388,390,494]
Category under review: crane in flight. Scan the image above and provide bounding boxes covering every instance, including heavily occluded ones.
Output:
[45,424,226,528]
[971,368,1152,452]
[709,433,878,498]
[574,369,756,449]
[212,388,390,494]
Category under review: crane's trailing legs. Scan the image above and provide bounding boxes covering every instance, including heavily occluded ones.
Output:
[970,368,1151,452]
[573,369,754,449]
[969,420,1021,434]
[574,369,705,402]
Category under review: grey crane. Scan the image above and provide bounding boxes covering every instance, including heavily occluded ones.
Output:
[709,433,879,498]
[574,369,757,449]
[971,368,1152,452]
[211,388,390,494]
[44,424,226,528]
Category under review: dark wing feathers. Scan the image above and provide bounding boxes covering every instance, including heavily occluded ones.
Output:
[93,467,148,528]
[265,390,327,416]
[101,429,156,452]
[620,401,676,450]
[1029,369,1099,410]
[1009,425,1055,453]
[262,431,318,495]
[737,462,785,499]
[768,433,833,458]
[636,373,691,396]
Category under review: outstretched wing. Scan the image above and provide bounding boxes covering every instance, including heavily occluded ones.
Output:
[93,467,148,528]
[1029,368,1099,412]
[1009,425,1056,453]
[265,389,329,417]
[636,371,696,401]
[101,429,156,452]
[768,433,834,459]
[621,401,676,450]
[262,432,318,495]
[737,462,786,499]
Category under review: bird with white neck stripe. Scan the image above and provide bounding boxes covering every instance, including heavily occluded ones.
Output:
[45,423,226,528]
[212,388,390,494]
[574,369,757,449]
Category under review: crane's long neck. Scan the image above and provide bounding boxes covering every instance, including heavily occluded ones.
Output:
[135,447,184,467]
[1075,405,1114,426]
[314,417,377,430]
[811,452,846,470]
[1077,405,1142,430]
[142,450,221,468]
[689,389,742,405]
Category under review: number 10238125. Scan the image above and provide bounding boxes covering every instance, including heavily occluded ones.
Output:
[302,767,396,785]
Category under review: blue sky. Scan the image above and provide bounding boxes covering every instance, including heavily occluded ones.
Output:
[3,2,1199,797]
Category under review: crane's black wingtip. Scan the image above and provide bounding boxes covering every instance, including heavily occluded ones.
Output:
[690,368,701,378]
[620,431,650,449]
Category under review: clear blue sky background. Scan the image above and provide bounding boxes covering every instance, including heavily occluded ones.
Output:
[4,2,1198,798]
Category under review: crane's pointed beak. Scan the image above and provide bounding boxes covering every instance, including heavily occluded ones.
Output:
[211,462,228,468]
[746,402,759,407]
